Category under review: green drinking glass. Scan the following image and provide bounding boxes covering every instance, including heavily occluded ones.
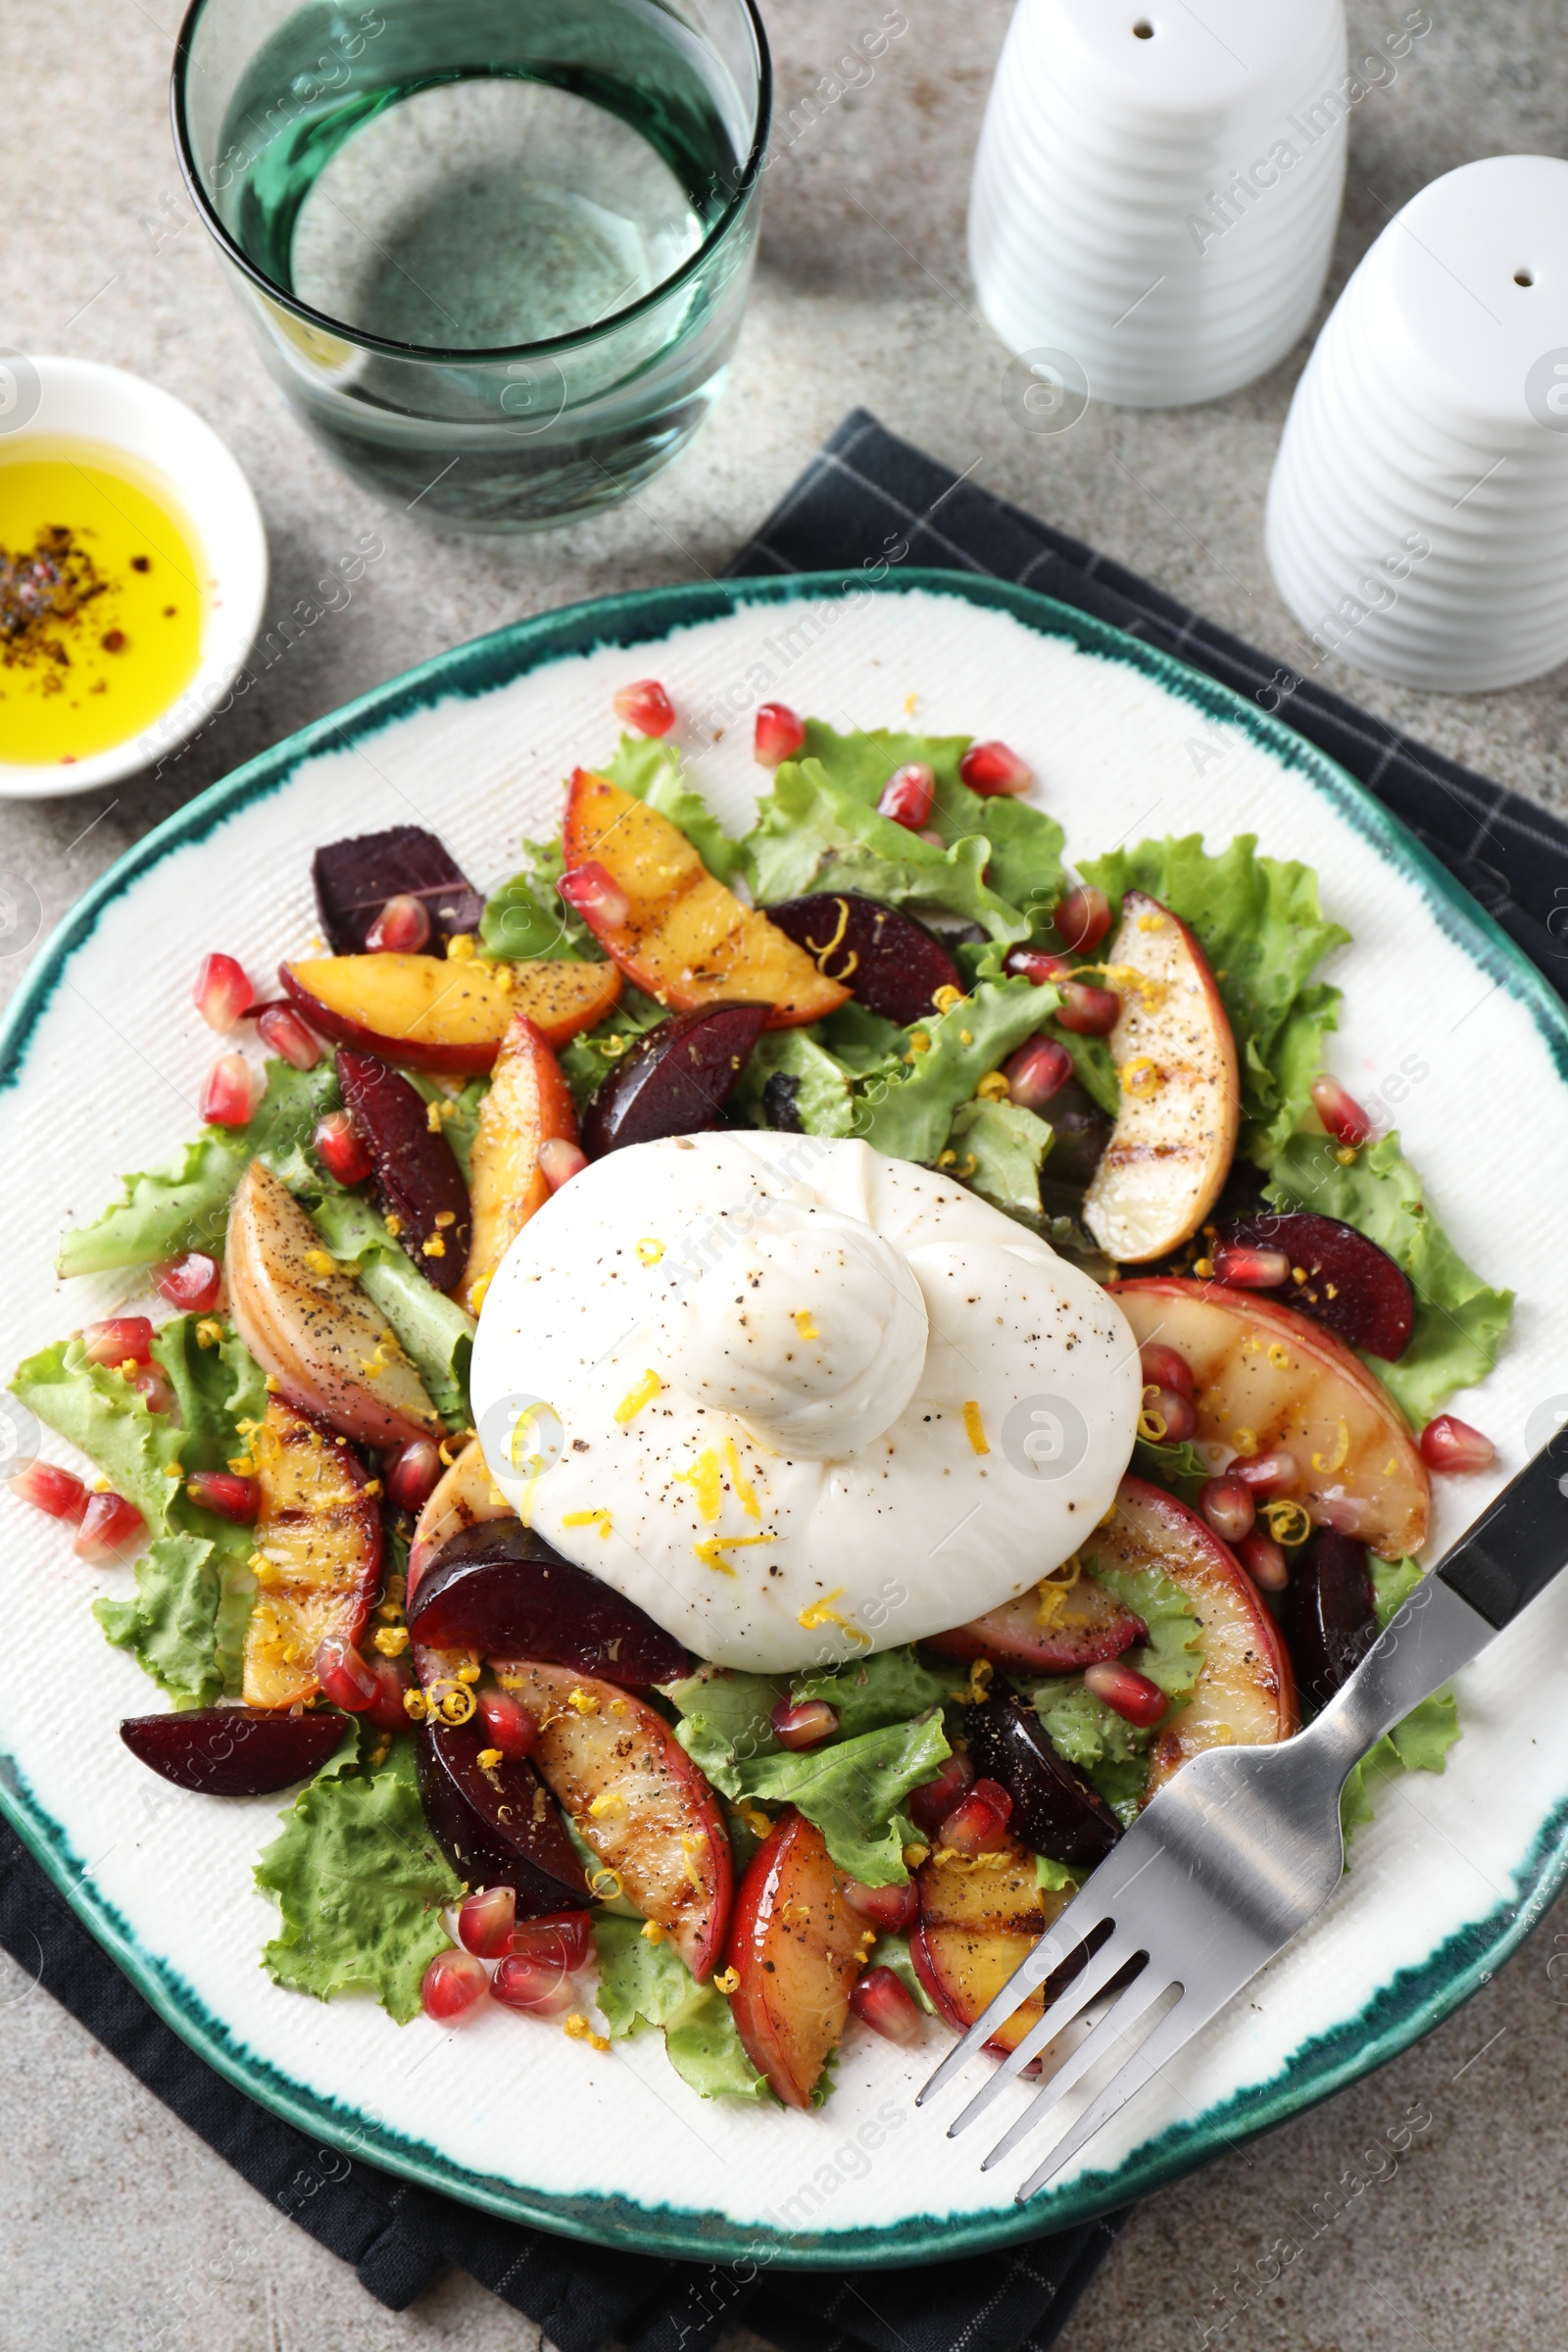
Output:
[172,0,770,531]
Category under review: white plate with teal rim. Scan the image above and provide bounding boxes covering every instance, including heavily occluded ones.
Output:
[3,572,1566,2268]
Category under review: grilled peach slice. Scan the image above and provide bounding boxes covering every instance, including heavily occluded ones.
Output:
[725,1810,864,2109]
[1111,1279,1429,1559]
[242,1396,383,1709]
[408,1435,513,1599]
[280,951,621,1072]
[226,1161,442,1448]
[561,769,849,1029]
[1101,1474,1297,1798]
[492,1660,731,1978]
[924,1572,1146,1674]
[1082,891,1240,1263]
[458,1014,577,1314]
[910,1836,1073,2055]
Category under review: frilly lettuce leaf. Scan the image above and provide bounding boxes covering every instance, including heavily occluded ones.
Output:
[734,1710,951,1885]
[946,1097,1053,1219]
[255,1730,458,2022]
[1263,1132,1513,1427]
[865,1928,935,2013]
[847,975,1063,1162]
[556,985,667,1102]
[591,1913,769,2100]
[479,835,602,962]
[605,733,750,888]
[789,1645,954,1738]
[310,1191,473,1428]
[730,1028,857,1139]
[1032,1557,1203,1822]
[664,1665,786,1798]
[95,1536,224,1709]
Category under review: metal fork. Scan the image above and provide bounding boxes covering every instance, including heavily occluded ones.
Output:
[918,1432,1568,2200]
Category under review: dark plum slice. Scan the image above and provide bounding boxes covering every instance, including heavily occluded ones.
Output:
[1284,1529,1377,1709]
[762,894,963,1025]
[580,1003,769,1157]
[416,1722,592,1915]
[1040,1081,1113,1190]
[407,1520,691,1686]
[964,1685,1123,1866]
[120,1707,347,1795]
[1219,1209,1414,1360]
[313,826,484,956]
[336,1049,470,1293]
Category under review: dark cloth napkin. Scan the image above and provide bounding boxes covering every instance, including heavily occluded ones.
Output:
[7,409,1566,2351]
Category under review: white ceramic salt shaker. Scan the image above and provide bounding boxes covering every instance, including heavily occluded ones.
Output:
[1266,155,1568,692]
[970,0,1348,410]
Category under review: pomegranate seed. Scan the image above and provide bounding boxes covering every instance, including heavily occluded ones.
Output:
[129,1364,175,1414]
[1212,1244,1291,1290]
[613,678,676,737]
[193,952,253,1031]
[386,1438,442,1513]
[458,1885,516,1959]
[512,1912,593,1973]
[559,860,630,930]
[315,1109,373,1187]
[185,1470,261,1523]
[82,1316,154,1368]
[257,1004,321,1071]
[1199,1475,1255,1544]
[9,1461,88,1523]
[1238,1529,1289,1592]
[754,702,806,768]
[877,761,936,830]
[491,1951,576,2016]
[74,1491,146,1563]
[476,1687,538,1760]
[959,740,1032,797]
[841,1878,918,1933]
[365,893,431,955]
[938,1777,1013,1855]
[421,1947,488,2024]
[770,1698,839,1750]
[1420,1414,1495,1473]
[1055,981,1120,1036]
[156,1251,221,1312]
[850,1966,924,2047]
[1141,1384,1196,1445]
[1004,1035,1073,1112]
[1231,1448,1298,1496]
[1004,948,1073,985]
[1053,886,1112,954]
[1311,1074,1374,1149]
[1084,1658,1166,1728]
[315,1637,379,1711]
[908,1751,975,1837]
[365,1654,414,1733]
[539,1137,587,1193]
[1138,1343,1194,1400]
[202,1053,255,1126]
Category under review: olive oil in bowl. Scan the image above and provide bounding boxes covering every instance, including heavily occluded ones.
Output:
[0,440,206,766]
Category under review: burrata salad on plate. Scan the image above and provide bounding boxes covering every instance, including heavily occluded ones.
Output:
[11,684,1515,2107]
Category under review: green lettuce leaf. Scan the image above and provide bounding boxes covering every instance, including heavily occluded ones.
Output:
[1032,1557,1204,1822]
[1263,1132,1514,1426]
[865,1929,935,2013]
[255,1733,459,2022]
[591,1913,769,2100]
[94,1535,224,1708]
[663,1665,786,1798]
[407,1074,487,1185]
[946,1098,1053,1219]
[479,835,602,962]
[557,985,667,1102]
[734,1710,951,1885]
[57,1058,342,1276]
[848,976,1062,1162]
[1341,1690,1460,1835]
[1371,1554,1426,1629]
[1078,835,1349,1163]
[789,1645,954,1737]
[310,1191,473,1427]
[1130,1434,1211,1505]
[1035,1854,1086,1894]
[605,732,749,887]
[1032,1679,1150,1772]
[730,1029,857,1139]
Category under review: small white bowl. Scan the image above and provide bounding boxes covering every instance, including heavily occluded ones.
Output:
[0,357,267,799]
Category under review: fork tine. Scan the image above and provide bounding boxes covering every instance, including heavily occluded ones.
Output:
[1013,1985,1230,2201]
[980,1963,1173,2171]
[947,1928,1145,2139]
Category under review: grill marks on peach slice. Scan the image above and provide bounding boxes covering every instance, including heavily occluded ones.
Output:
[243,1396,382,1708]
[912,1838,1072,2055]
[280,951,620,1071]
[1083,890,1240,1264]
[1110,1278,1429,1559]
[227,1161,442,1448]
[562,770,850,1029]
[459,1014,578,1315]
[408,1436,514,1599]
[726,1811,865,2109]
[494,1659,731,1977]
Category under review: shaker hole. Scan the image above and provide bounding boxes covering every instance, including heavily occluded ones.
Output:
[1133,18,1154,34]
[1515,268,1536,287]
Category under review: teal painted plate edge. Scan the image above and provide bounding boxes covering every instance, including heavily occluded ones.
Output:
[5,566,1568,2270]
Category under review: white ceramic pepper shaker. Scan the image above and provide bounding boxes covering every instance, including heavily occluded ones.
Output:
[969,0,1348,410]
[1266,155,1568,692]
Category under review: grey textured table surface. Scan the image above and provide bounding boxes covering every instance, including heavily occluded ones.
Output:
[4,4,1568,2348]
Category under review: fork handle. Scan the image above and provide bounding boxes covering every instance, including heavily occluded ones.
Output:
[1437,1431,1568,1627]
